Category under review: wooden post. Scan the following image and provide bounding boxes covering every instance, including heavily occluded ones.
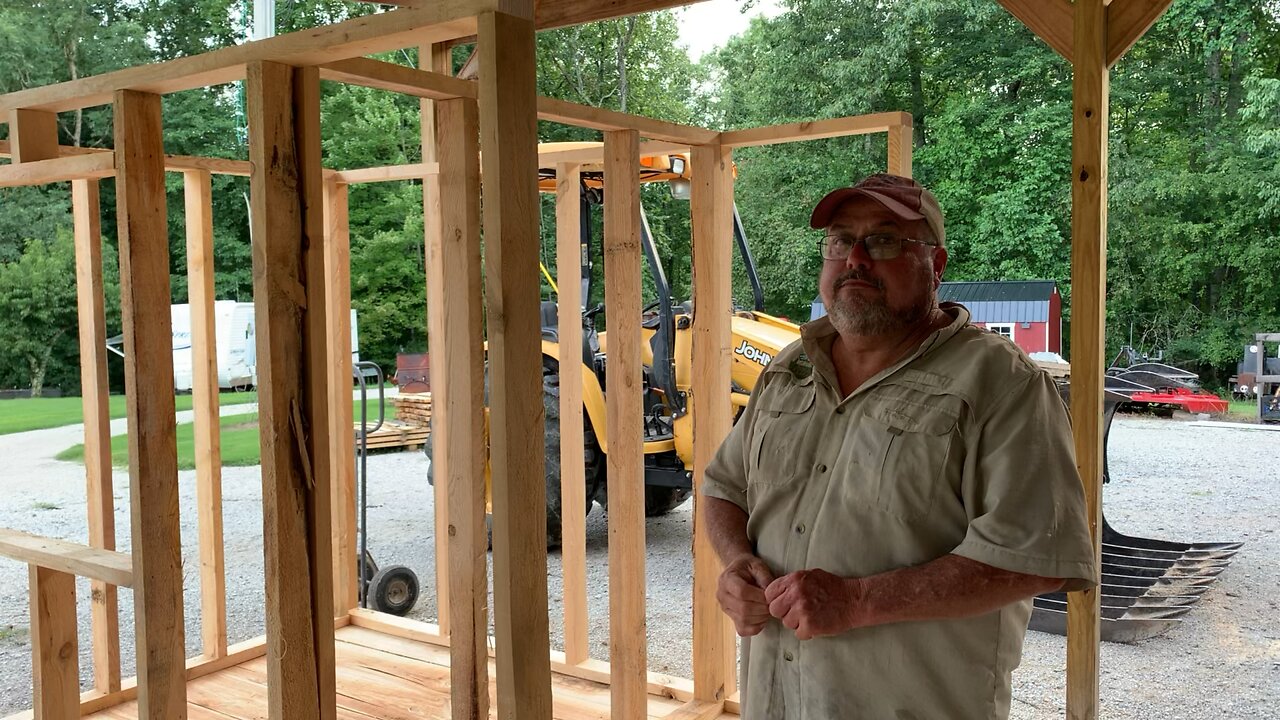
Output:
[436,96,488,720]
[420,39,454,638]
[245,60,336,720]
[113,88,186,719]
[603,128,647,719]
[183,169,228,660]
[555,161,590,666]
[71,178,120,694]
[113,89,186,717]
[8,108,58,162]
[887,122,913,178]
[29,566,78,720]
[1067,1,1107,718]
[325,179,357,617]
[477,7,554,718]
[689,143,736,704]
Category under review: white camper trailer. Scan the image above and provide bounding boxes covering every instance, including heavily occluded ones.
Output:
[168,303,358,392]
[170,302,257,392]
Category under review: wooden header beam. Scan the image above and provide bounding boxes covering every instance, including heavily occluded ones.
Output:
[0,529,133,587]
[331,162,439,184]
[720,112,912,148]
[0,4,480,114]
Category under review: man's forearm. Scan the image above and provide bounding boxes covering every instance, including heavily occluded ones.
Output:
[702,496,755,566]
[853,554,1065,628]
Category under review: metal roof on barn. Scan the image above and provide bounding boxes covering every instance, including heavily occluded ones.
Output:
[939,280,1057,324]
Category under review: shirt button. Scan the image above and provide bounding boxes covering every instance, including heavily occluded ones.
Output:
[795,523,806,534]
[817,463,828,473]
[835,406,845,415]
[783,651,794,662]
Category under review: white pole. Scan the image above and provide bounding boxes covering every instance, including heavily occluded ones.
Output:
[253,0,275,41]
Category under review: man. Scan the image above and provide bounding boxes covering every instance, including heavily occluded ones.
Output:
[700,174,1097,719]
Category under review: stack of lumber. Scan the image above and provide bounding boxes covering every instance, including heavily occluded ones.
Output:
[356,420,430,451]
[390,392,433,429]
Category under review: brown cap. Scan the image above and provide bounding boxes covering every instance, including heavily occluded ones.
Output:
[809,173,945,246]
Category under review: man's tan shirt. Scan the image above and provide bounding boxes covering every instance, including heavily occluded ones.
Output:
[702,304,1097,720]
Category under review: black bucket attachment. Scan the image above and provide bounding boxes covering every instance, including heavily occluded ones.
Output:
[1030,384,1241,643]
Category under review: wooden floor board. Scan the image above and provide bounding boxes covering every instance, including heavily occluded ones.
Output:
[81,626,719,720]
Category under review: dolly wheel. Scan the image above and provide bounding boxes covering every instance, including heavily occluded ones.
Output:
[370,565,419,616]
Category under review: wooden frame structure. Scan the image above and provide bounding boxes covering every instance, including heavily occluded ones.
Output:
[0,1,1176,719]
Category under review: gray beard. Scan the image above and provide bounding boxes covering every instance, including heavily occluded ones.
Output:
[828,291,932,337]
[826,263,936,337]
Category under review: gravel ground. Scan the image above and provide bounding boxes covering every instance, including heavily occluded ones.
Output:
[0,413,1277,717]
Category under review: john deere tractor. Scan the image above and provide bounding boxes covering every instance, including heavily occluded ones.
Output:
[429,142,804,546]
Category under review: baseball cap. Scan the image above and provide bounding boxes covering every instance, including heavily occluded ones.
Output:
[809,174,946,247]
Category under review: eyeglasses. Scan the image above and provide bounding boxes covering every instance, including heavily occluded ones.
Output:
[817,232,935,261]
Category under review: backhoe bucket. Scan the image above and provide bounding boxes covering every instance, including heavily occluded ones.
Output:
[1030,385,1241,642]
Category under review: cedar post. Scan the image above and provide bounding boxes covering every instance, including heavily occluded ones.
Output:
[1067,1,1107,718]
[245,60,336,720]
[114,88,187,720]
[477,6,554,718]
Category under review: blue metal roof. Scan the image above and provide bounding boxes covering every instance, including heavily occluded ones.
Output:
[939,281,1055,323]
[809,280,1057,324]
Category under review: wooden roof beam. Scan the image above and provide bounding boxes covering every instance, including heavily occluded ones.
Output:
[1106,0,1175,67]
[323,57,716,144]
[719,112,911,149]
[0,3,480,114]
[995,0,1074,63]
[0,140,254,176]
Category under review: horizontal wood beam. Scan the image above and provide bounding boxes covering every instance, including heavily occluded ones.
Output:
[0,4,480,114]
[719,111,911,148]
[0,152,114,187]
[331,162,439,184]
[536,0,712,30]
[321,58,715,143]
[537,96,717,144]
[0,529,133,587]
[995,0,1074,63]
[537,139,688,166]
[320,57,476,100]
[0,140,252,176]
[1106,0,1175,67]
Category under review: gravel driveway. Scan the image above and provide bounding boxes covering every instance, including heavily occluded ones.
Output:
[0,413,1276,718]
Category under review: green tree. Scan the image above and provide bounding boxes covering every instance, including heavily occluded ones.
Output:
[0,233,80,395]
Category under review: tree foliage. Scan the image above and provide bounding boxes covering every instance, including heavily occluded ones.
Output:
[0,0,1276,394]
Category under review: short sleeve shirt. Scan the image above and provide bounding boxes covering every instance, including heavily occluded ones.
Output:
[701,304,1098,720]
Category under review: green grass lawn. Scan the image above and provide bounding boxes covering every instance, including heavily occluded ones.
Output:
[55,396,400,470]
[56,413,263,470]
[1226,398,1261,420]
[0,391,258,435]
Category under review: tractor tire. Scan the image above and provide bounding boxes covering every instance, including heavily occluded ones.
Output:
[426,359,600,549]
[643,486,692,516]
[595,484,692,518]
[543,367,602,548]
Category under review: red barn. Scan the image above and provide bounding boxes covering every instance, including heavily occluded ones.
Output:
[938,280,1062,356]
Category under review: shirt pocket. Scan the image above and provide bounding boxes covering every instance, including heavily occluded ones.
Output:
[748,379,817,487]
[865,392,960,521]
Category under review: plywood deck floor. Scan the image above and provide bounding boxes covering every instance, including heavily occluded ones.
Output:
[86,625,694,720]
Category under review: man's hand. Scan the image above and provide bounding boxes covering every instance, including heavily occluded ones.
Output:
[716,555,777,637]
[765,569,866,641]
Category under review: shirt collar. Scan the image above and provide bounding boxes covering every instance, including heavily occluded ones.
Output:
[798,302,971,396]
